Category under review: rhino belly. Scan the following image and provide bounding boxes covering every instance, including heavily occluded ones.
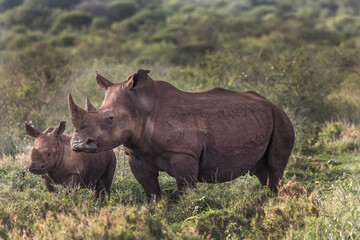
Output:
[197,132,270,183]
[198,167,249,183]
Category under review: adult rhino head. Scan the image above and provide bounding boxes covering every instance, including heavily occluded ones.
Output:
[25,121,66,174]
[69,69,155,153]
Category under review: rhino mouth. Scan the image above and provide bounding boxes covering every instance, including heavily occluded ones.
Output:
[71,138,98,153]
[29,164,46,174]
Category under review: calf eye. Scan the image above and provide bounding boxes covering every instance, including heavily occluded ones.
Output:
[107,116,114,124]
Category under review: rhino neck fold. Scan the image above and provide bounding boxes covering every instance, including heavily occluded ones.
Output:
[46,139,65,183]
[126,109,156,154]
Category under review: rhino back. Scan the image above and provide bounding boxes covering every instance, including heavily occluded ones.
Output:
[150,82,274,171]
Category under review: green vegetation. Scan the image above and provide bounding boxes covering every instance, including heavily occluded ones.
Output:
[0,0,360,239]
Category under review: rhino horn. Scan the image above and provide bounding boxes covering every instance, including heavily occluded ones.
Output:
[68,94,87,130]
[85,98,97,113]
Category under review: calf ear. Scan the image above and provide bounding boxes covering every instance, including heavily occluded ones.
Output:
[25,122,40,138]
[126,69,150,89]
[51,121,66,137]
[95,71,114,90]
[43,127,55,134]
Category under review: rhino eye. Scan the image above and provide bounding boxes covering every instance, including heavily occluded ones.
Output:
[107,115,114,124]
[47,152,51,157]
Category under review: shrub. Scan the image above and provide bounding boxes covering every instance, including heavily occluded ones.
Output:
[0,2,53,31]
[314,120,360,154]
[111,18,139,33]
[0,0,23,13]
[91,17,109,30]
[108,1,138,21]
[50,11,93,34]
[49,34,76,47]
[76,1,118,22]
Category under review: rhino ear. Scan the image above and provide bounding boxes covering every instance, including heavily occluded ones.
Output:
[43,127,55,134]
[51,121,66,137]
[25,122,40,138]
[126,69,150,89]
[95,71,114,90]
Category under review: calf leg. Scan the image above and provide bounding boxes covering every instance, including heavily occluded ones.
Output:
[169,154,198,194]
[62,174,82,188]
[99,152,117,199]
[42,174,56,192]
[95,180,106,200]
[129,156,161,201]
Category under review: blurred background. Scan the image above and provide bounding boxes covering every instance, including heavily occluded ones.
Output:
[0,0,360,155]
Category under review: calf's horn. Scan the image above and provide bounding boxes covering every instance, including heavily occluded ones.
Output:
[85,98,97,113]
[68,94,87,130]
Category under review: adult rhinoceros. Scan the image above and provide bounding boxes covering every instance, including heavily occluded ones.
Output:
[68,69,294,199]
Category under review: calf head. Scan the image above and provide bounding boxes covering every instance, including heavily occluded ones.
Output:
[69,69,155,153]
[25,121,66,174]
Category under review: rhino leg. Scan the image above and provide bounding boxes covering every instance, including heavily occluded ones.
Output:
[264,113,295,193]
[129,156,161,201]
[253,163,268,187]
[95,180,106,200]
[98,153,116,199]
[42,174,56,192]
[62,174,82,188]
[169,154,198,194]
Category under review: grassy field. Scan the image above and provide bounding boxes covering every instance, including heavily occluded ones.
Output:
[0,121,359,239]
[1,0,360,239]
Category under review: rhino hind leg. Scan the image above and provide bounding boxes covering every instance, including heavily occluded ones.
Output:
[253,163,268,187]
[95,180,106,199]
[263,113,295,193]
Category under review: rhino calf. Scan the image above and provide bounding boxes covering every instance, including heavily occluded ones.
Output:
[25,121,116,198]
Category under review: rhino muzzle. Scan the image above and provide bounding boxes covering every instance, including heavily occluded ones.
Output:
[29,163,46,174]
[70,137,98,153]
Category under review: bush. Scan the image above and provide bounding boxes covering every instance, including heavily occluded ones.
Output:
[111,18,138,33]
[91,17,109,31]
[0,2,53,31]
[108,1,138,21]
[314,120,360,154]
[0,0,23,13]
[49,34,76,47]
[50,11,93,34]
[131,5,168,25]
[76,1,118,22]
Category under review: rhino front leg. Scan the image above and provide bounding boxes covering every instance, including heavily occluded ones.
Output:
[129,156,161,201]
[62,174,82,188]
[169,154,198,194]
[42,174,56,192]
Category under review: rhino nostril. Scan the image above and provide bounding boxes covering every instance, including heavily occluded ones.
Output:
[40,164,45,170]
[85,138,97,149]
[86,139,96,145]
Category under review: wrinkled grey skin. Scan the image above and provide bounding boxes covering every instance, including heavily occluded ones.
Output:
[68,69,295,200]
[25,121,116,199]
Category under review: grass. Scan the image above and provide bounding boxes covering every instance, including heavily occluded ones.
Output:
[1,123,360,239]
